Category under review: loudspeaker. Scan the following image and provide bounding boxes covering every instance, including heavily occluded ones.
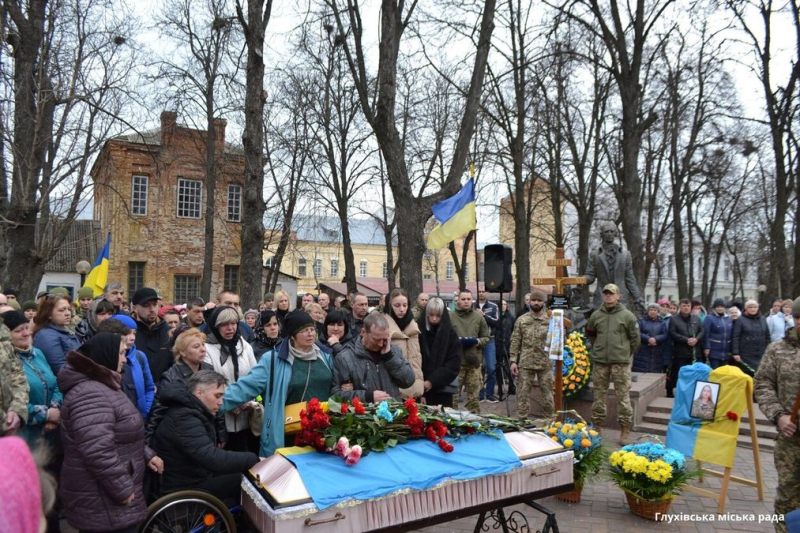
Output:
[483,244,513,292]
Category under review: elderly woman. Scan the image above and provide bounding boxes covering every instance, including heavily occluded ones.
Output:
[3,311,62,447]
[222,311,334,457]
[383,288,424,399]
[75,299,118,344]
[250,310,282,361]
[304,302,326,339]
[146,328,226,447]
[58,332,162,533]
[731,299,771,374]
[244,309,259,330]
[634,303,669,372]
[33,295,82,375]
[204,306,258,452]
[418,298,461,407]
[321,310,354,356]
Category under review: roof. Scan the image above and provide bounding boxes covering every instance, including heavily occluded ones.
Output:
[112,128,244,156]
[290,214,395,247]
[42,220,104,273]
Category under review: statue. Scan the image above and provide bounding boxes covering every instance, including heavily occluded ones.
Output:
[583,222,645,314]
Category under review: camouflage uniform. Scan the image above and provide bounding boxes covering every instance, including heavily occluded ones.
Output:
[510,311,553,419]
[754,329,800,533]
[0,323,29,432]
[450,308,491,414]
[586,302,640,427]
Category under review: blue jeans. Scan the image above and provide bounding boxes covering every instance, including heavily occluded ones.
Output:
[480,339,496,399]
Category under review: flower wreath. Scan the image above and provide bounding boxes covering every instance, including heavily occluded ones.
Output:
[554,331,591,397]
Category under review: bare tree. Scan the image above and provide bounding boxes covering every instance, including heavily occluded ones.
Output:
[235,0,273,307]
[0,0,139,297]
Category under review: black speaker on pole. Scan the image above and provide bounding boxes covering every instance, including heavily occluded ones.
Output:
[483,244,513,293]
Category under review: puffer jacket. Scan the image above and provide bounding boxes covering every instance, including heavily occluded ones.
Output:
[332,336,416,402]
[33,324,81,376]
[151,380,259,495]
[585,302,641,364]
[205,335,257,433]
[384,314,424,399]
[146,361,227,446]
[633,316,668,372]
[732,312,771,369]
[703,312,733,361]
[134,317,173,382]
[58,351,151,532]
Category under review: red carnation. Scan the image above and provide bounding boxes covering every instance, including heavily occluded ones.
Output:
[308,398,320,410]
[433,420,447,437]
[425,425,437,442]
[466,426,476,434]
[353,398,366,415]
[405,398,418,413]
[438,438,454,453]
[726,411,738,421]
[312,413,330,429]
[340,403,349,414]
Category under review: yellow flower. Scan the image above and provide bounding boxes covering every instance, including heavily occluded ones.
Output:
[551,436,559,442]
[581,438,592,447]
[548,427,558,435]
[589,430,598,437]
[555,422,562,428]
[320,402,329,413]
[575,422,585,429]
[563,439,574,448]
[562,424,571,431]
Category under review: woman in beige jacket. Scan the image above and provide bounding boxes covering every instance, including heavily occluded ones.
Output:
[384,288,424,399]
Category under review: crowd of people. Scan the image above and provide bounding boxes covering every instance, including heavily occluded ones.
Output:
[0,282,797,532]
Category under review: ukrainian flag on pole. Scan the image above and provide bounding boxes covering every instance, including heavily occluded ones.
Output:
[427,179,477,249]
[83,233,111,297]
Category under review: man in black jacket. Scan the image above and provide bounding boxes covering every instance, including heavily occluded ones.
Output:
[152,370,259,503]
[132,287,173,381]
[667,298,706,398]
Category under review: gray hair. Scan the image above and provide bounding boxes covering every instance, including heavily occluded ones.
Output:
[647,302,660,311]
[214,307,240,327]
[426,297,445,318]
[598,221,617,234]
[103,281,123,294]
[364,312,389,333]
[188,369,228,393]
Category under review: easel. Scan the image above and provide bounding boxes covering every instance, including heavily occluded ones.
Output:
[533,247,586,417]
[683,392,764,513]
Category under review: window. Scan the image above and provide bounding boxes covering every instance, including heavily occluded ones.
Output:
[330,258,339,277]
[223,265,240,292]
[298,258,307,277]
[128,262,145,296]
[382,261,388,279]
[464,263,469,281]
[314,258,322,278]
[174,275,200,303]
[227,184,242,222]
[131,175,148,215]
[724,258,732,281]
[446,261,454,280]
[177,179,202,218]
[423,273,432,280]
[359,260,367,278]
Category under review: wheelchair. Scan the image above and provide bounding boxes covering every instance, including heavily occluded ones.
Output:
[139,489,239,533]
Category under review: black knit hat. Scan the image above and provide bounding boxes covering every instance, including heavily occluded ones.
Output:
[1,310,28,332]
[712,298,726,309]
[283,310,315,337]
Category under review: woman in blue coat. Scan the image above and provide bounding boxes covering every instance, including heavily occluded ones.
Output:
[633,303,669,372]
[4,311,63,446]
[702,299,733,369]
[33,295,81,375]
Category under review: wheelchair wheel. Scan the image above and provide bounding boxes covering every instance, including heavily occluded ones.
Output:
[140,489,236,533]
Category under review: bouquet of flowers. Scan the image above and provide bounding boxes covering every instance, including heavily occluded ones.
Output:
[559,332,591,397]
[607,442,699,501]
[295,397,502,466]
[544,416,605,489]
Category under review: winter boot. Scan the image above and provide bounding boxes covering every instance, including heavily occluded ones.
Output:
[591,420,603,436]
[619,424,632,446]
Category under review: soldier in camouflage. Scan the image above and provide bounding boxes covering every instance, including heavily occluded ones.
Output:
[450,290,491,414]
[0,322,29,433]
[510,289,553,419]
[754,296,800,533]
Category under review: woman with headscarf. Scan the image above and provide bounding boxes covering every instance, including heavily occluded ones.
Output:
[221,311,334,457]
[73,299,116,345]
[204,306,258,452]
[383,288,424,399]
[58,333,163,533]
[731,299,771,374]
[320,310,354,356]
[418,297,462,407]
[250,310,281,362]
[244,309,259,330]
[3,311,62,447]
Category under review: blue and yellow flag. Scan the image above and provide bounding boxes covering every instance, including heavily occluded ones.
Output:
[83,233,111,297]
[427,179,476,249]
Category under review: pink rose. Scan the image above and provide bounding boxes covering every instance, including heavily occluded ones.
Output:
[345,445,362,466]
[335,436,350,457]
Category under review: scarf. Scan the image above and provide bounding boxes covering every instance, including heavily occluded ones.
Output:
[389,306,414,332]
[289,341,328,370]
[79,332,122,372]
[253,310,280,350]
[206,306,242,379]
[417,310,455,366]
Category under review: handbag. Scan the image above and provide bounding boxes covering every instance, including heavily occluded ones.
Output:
[249,402,264,436]
[284,402,307,435]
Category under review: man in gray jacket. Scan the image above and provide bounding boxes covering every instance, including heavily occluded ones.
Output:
[332,313,416,402]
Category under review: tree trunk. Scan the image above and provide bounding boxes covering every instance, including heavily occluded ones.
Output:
[201,94,216,301]
[236,0,272,308]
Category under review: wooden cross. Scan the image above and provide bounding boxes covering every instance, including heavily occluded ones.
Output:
[531,247,587,416]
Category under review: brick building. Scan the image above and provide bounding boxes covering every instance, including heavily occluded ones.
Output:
[91,111,245,304]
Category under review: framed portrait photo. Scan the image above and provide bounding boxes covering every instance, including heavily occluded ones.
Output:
[690,380,721,421]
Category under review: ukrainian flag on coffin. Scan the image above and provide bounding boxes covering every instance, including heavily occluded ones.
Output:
[83,233,111,298]
[427,179,476,249]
